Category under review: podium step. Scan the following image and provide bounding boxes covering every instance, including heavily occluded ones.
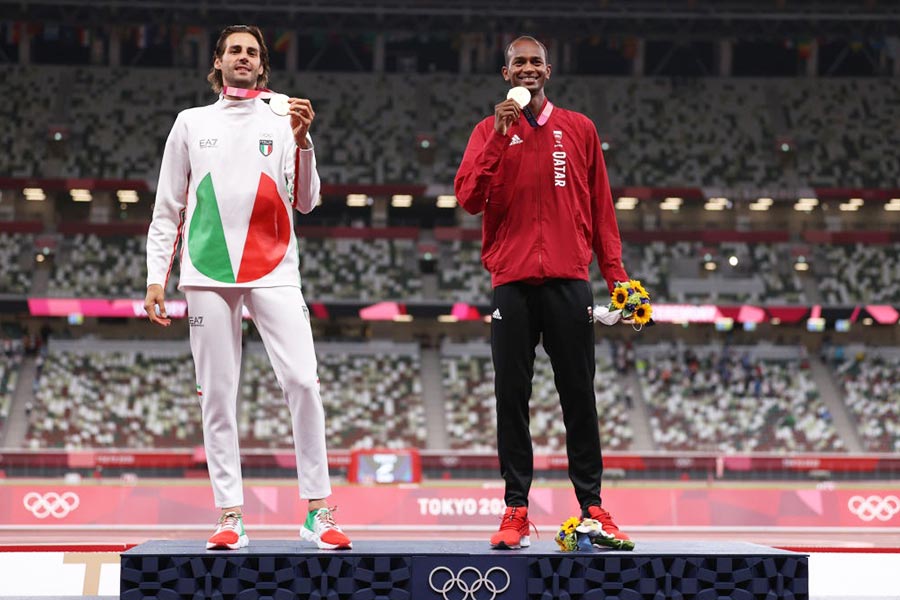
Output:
[121,539,808,599]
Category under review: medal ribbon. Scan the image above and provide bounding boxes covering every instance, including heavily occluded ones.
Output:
[522,99,554,128]
[222,86,276,100]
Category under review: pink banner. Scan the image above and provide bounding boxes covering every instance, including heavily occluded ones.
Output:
[28,298,182,319]
[7,484,900,529]
[24,298,900,326]
[867,305,900,325]
[653,304,719,323]
[27,298,250,319]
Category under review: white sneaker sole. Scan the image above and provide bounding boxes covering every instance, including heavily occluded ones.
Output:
[206,534,249,550]
[491,535,530,549]
[300,526,352,550]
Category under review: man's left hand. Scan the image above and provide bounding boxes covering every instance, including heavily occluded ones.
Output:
[290,98,315,148]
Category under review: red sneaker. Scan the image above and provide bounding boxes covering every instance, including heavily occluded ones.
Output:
[586,505,633,549]
[490,506,532,549]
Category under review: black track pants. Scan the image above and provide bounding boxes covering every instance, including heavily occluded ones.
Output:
[490,279,604,511]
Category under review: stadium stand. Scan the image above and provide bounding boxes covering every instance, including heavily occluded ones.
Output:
[640,343,844,452]
[297,237,423,301]
[815,243,900,305]
[0,232,35,296]
[278,72,421,184]
[14,337,899,458]
[436,239,492,303]
[48,233,149,298]
[602,78,784,188]
[0,338,24,435]
[23,342,199,449]
[241,341,426,449]
[26,228,850,306]
[1,59,897,465]
[771,78,900,188]
[835,348,900,452]
[633,241,806,304]
[433,238,809,306]
[441,342,633,452]
[2,65,897,190]
[23,341,426,450]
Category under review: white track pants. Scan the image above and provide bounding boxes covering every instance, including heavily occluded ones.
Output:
[185,286,332,508]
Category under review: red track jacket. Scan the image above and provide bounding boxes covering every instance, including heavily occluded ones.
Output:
[454,100,629,293]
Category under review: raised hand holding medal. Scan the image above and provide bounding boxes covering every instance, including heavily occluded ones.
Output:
[222,86,315,148]
[493,87,526,136]
[288,97,315,149]
[507,86,531,109]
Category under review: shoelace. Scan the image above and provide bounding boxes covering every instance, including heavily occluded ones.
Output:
[592,508,620,532]
[316,506,339,528]
[499,508,539,538]
[217,511,241,530]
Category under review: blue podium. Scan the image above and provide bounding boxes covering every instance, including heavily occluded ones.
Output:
[121,539,808,599]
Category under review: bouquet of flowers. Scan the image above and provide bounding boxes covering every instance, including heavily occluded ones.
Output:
[555,516,636,552]
[593,279,653,330]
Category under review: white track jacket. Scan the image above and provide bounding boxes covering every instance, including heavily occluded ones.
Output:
[147,96,319,289]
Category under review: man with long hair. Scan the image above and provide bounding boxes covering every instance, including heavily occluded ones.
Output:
[145,25,351,550]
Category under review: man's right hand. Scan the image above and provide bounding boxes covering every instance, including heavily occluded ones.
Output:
[144,284,171,327]
[494,99,521,136]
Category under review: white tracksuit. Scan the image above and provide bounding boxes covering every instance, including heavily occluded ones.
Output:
[146,96,331,507]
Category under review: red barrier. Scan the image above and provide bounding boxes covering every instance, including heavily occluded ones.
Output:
[802,230,895,245]
[0,221,43,234]
[56,222,148,236]
[296,226,419,239]
[621,230,791,243]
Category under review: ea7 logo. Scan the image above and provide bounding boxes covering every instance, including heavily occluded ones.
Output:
[188,316,204,327]
[199,139,218,149]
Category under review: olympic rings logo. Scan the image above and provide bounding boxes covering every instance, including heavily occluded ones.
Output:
[23,492,81,519]
[847,495,900,522]
[428,566,510,600]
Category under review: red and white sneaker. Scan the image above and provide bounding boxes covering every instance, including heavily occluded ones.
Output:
[206,511,249,550]
[490,506,533,549]
[586,505,634,550]
[300,507,352,550]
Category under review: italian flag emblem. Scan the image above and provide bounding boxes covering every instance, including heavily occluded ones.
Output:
[188,172,291,283]
[259,139,273,156]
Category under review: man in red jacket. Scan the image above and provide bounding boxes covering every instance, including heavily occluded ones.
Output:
[455,35,633,550]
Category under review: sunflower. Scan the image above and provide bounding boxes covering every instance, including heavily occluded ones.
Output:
[611,286,629,309]
[632,303,653,325]
[561,516,582,534]
[555,531,578,552]
[630,279,649,298]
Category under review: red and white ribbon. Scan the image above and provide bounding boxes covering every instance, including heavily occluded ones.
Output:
[222,87,289,116]
[223,86,274,99]
[522,99,554,127]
